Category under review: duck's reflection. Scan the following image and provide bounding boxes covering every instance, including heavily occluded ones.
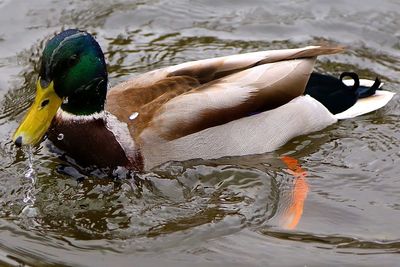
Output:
[279,156,309,230]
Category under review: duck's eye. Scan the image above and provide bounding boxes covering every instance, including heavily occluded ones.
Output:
[67,54,79,67]
[41,99,50,108]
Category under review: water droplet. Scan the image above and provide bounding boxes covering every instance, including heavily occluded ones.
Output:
[63,97,69,104]
[23,145,36,206]
[57,133,64,140]
[21,206,38,218]
[129,112,139,120]
[25,145,36,180]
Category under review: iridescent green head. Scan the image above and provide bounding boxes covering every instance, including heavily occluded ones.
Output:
[40,29,108,115]
[13,29,108,147]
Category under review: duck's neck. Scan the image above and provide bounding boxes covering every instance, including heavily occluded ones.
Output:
[56,109,106,122]
[60,78,107,116]
[48,109,143,171]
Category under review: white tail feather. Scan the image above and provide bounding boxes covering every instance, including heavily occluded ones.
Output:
[334,90,395,119]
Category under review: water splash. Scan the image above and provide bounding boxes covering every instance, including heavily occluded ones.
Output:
[22,145,37,207]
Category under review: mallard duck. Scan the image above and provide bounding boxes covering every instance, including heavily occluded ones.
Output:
[12,29,395,171]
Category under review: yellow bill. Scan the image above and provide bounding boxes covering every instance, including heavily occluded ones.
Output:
[13,79,62,147]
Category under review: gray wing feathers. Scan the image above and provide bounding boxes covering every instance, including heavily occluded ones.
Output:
[111,46,343,91]
[149,57,317,139]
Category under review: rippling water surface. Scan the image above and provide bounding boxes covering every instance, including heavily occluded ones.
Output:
[0,0,399,266]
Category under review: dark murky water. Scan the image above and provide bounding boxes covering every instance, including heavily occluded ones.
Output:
[0,0,399,266]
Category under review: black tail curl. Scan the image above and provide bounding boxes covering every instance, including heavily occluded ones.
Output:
[305,72,381,114]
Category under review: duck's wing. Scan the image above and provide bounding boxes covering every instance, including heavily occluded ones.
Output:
[147,57,317,140]
[142,46,343,139]
[106,46,343,140]
[110,45,343,90]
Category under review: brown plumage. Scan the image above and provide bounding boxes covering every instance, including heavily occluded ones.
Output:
[50,45,347,171]
[106,46,343,141]
[48,115,143,171]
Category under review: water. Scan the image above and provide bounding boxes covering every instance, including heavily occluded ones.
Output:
[22,146,36,205]
[0,0,399,266]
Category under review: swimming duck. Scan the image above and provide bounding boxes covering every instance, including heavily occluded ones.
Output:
[12,29,395,171]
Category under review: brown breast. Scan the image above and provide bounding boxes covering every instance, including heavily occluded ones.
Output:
[47,115,143,171]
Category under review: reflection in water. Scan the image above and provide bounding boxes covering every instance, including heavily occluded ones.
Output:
[2,152,313,244]
[0,0,399,266]
[280,156,309,230]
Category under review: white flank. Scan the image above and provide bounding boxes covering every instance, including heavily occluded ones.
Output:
[334,90,395,120]
[142,95,337,170]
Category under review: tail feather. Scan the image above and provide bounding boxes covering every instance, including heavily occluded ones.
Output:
[305,71,395,119]
[305,72,358,114]
[334,90,395,119]
[305,72,389,115]
[355,77,381,98]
